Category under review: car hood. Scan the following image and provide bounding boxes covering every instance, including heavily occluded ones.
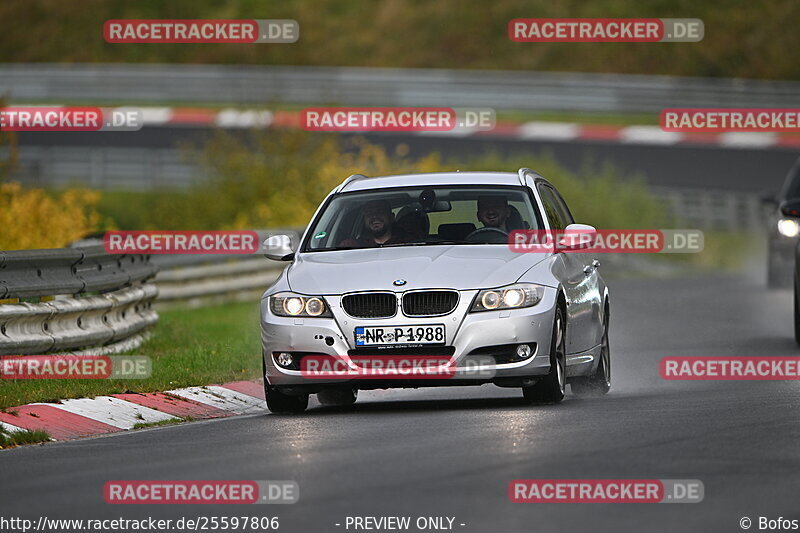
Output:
[287,245,549,294]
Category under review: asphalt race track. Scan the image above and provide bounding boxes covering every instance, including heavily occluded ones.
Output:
[1,269,798,533]
[16,127,800,193]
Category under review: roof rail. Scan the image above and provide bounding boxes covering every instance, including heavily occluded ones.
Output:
[517,168,533,186]
[336,173,369,192]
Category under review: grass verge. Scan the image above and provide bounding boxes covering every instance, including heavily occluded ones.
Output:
[0,301,262,409]
[0,426,51,448]
[132,417,193,430]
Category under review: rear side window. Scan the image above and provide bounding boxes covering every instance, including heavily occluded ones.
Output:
[537,183,573,229]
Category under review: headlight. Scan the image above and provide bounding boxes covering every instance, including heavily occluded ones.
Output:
[270,293,332,318]
[778,218,800,238]
[470,284,544,313]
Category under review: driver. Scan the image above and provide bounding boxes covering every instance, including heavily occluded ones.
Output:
[339,199,398,247]
[476,195,511,232]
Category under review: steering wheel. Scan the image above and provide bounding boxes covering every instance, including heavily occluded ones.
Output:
[465,227,509,244]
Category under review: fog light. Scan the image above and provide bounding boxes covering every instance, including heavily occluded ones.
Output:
[515,344,533,359]
[276,352,294,368]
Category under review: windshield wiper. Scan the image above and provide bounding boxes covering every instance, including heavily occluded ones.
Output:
[306,240,469,252]
[380,241,466,247]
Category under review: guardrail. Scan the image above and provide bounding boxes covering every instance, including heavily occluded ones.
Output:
[151,230,300,307]
[0,246,158,355]
[2,63,799,112]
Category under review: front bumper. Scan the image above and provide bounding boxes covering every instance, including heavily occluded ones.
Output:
[260,288,559,388]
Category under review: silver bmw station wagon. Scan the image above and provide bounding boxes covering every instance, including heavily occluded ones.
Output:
[260,168,610,413]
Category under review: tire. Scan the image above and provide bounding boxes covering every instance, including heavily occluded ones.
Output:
[523,305,566,404]
[317,388,358,407]
[571,307,611,397]
[265,385,309,414]
[262,357,308,414]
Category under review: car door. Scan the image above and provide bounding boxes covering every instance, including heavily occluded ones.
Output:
[537,183,601,354]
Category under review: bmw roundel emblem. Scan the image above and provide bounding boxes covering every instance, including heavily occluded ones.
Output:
[393,279,407,286]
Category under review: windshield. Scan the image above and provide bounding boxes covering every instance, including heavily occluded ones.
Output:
[303,185,542,252]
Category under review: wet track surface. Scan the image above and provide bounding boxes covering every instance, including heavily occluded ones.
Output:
[1,270,799,532]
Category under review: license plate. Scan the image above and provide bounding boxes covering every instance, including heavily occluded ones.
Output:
[354,324,446,346]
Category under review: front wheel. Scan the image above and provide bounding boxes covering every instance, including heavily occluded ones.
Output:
[523,306,566,404]
[571,308,611,396]
[265,385,309,414]
[262,356,308,414]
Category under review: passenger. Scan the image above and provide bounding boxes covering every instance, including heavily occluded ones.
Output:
[476,195,511,231]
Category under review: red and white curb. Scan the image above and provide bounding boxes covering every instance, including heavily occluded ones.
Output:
[143,108,800,149]
[0,380,266,443]
[14,105,800,149]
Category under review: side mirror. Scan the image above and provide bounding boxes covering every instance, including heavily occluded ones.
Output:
[263,234,296,261]
[780,199,800,217]
[559,223,597,251]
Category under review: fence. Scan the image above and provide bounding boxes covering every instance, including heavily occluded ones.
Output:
[0,246,158,355]
[650,186,763,232]
[2,63,799,112]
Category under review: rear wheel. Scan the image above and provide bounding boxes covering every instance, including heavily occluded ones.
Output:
[317,388,358,407]
[523,306,566,404]
[571,307,611,396]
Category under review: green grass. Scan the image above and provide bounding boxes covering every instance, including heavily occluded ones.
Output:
[132,417,193,430]
[494,110,657,126]
[0,426,51,448]
[0,301,263,409]
[661,231,754,271]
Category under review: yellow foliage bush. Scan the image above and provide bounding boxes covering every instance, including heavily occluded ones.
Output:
[0,183,105,250]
